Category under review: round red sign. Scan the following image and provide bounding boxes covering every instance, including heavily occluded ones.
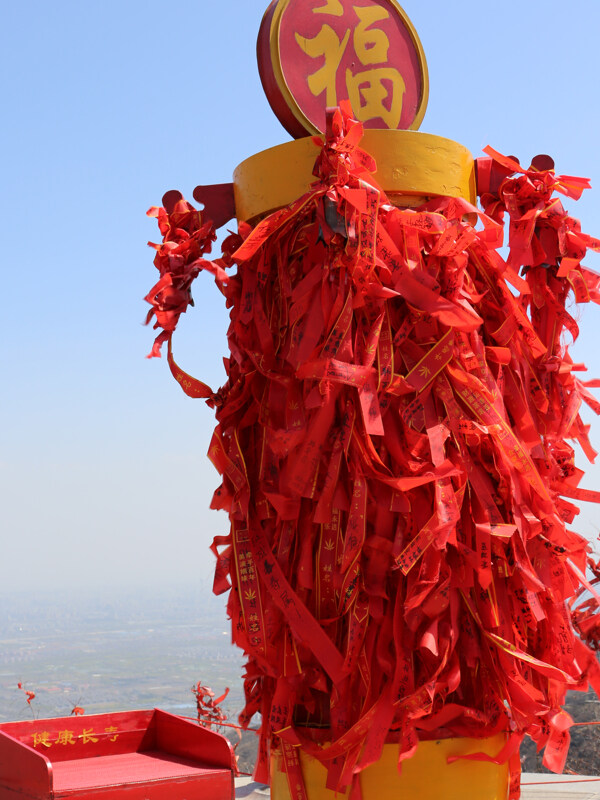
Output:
[258,0,429,139]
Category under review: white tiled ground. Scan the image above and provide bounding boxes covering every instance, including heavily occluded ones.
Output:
[235,779,270,800]
[236,775,600,799]
[520,774,600,799]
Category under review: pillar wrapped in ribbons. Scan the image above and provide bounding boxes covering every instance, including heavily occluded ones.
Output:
[145,106,600,800]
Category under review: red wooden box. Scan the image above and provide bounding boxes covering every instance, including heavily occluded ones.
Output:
[0,709,235,800]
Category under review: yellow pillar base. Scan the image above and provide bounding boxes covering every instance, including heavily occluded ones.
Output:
[271,735,510,800]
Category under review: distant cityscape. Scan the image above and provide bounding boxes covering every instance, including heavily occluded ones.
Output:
[1,583,599,775]
[0,584,246,725]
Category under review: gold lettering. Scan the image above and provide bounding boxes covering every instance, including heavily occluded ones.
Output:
[55,730,76,746]
[313,0,344,15]
[105,726,119,742]
[346,67,405,129]
[353,6,390,65]
[296,26,350,106]
[82,728,99,744]
[298,4,406,128]
[32,732,52,748]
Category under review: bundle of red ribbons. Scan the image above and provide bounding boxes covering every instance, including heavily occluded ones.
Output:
[145,105,600,796]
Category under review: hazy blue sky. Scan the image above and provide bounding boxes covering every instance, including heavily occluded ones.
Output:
[3,0,600,594]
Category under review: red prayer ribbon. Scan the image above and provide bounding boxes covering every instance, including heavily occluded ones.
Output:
[146,104,600,793]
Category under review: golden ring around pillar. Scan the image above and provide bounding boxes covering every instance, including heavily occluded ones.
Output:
[233,130,476,223]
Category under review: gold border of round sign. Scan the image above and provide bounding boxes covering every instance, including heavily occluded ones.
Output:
[268,0,430,136]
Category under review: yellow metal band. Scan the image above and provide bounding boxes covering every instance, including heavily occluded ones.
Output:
[271,734,509,800]
[233,130,477,223]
